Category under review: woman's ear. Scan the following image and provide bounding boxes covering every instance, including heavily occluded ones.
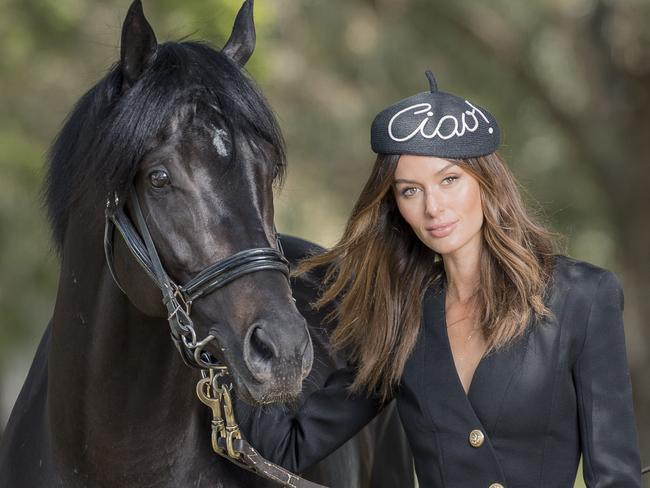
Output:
[120,0,158,91]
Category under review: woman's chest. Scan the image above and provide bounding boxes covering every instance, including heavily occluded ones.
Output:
[395,283,584,438]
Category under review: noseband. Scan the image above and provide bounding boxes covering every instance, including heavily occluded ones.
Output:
[103,188,290,370]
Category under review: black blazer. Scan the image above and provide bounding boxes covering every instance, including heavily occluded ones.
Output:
[239,255,642,487]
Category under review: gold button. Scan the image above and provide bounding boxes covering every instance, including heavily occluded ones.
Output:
[488,484,504,488]
[468,429,485,447]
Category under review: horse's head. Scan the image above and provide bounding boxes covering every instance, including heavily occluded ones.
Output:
[99,0,312,404]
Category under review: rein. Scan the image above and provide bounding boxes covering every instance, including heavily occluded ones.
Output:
[196,367,327,488]
[104,189,327,488]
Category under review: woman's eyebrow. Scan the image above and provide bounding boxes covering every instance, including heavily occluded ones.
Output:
[436,162,456,174]
[394,163,457,185]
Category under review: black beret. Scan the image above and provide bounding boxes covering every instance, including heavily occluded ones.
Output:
[370,71,500,158]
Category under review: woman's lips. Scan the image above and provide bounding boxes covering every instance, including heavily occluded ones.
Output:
[426,220,458,238]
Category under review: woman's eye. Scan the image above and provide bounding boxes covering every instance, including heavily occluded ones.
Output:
[442,175,459,185]
[401,187,418,197]
[148,169,171,188]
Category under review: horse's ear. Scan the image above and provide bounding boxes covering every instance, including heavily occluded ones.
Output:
[120,0,157,90]
[222,0,256,66]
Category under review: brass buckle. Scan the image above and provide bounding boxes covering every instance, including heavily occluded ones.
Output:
[196,372,227,455]
[196,368,242,460]
[220,385,242,459]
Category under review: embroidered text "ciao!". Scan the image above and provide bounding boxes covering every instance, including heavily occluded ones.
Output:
[388,100,494,142]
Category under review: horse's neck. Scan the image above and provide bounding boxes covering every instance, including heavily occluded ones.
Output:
[47,217,203,481]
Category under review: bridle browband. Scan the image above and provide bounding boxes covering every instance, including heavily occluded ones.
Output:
[103,188,290,370]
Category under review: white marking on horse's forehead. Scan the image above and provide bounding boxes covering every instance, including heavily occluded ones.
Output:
[212,128,229,157]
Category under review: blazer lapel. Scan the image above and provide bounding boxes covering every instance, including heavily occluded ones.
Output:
[416,284,511,485]
[421,282,530,435]
[420,284,483,429]
[467,321,531,434]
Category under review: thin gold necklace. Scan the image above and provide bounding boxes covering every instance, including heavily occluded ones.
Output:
[445,287,478,329]
[463,326,480,343]
[449,325,481,342]
[455,326,482,362]
[446,287,479,305]
[446,315,470,328]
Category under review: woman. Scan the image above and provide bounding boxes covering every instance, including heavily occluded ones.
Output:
[238,71,642,487]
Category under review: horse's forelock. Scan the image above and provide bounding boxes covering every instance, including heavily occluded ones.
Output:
[43,39,286,255]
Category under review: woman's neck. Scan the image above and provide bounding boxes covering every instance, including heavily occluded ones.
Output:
[441,238,482,304]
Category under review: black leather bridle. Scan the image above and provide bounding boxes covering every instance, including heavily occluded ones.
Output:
[103,189,329,488]
[103,188,290,370]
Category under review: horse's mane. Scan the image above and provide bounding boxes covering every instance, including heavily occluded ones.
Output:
[43,40,286,255]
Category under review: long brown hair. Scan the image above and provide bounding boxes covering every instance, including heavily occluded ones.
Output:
[292,151,560,402]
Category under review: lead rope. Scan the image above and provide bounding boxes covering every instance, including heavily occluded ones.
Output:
[196,366,329,488]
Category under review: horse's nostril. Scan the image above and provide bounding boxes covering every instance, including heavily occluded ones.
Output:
[243,321,311,386]
[244,325,279,382]
[250,327,276,363]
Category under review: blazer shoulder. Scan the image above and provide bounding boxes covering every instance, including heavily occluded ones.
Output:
[549,255,624,354]
[551,254,621,292]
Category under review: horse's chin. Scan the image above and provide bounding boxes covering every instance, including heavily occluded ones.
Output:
[206,344,307,406]
[232,376,303,406]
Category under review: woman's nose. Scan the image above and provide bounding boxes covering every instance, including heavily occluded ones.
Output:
[424,192,443,217]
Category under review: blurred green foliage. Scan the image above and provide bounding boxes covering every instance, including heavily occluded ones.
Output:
[1,0,648,484]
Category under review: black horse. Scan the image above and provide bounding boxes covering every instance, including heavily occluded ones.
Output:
[0,1,412,486]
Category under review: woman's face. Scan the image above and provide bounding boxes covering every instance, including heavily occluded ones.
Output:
[392,154,484,258]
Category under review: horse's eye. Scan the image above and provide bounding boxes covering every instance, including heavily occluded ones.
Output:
[148,169,170,188]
